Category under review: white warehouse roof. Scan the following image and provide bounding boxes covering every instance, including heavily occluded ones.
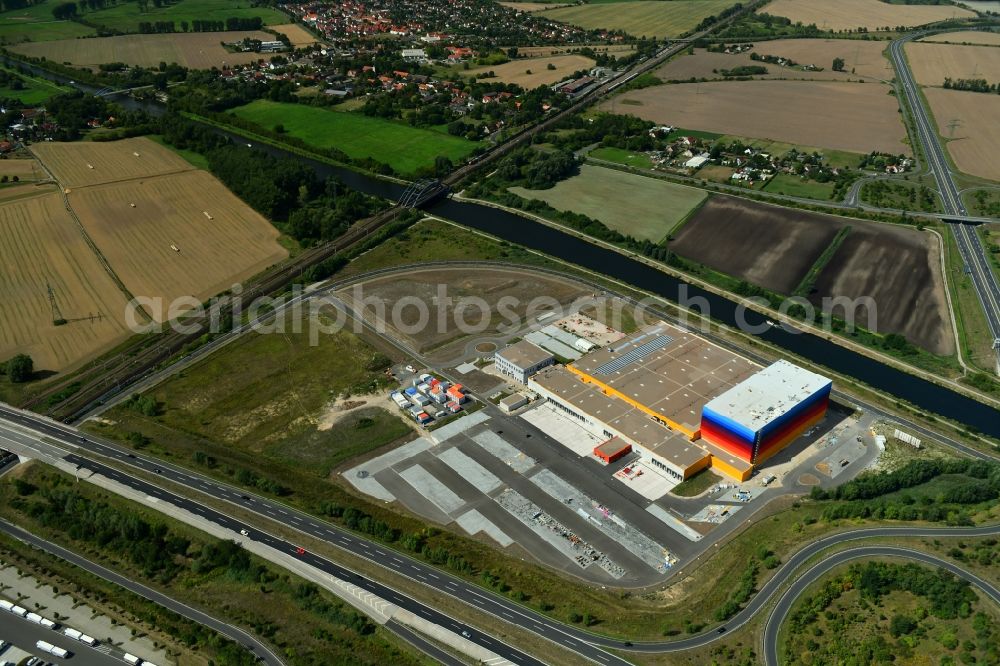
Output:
[703,360,831,432]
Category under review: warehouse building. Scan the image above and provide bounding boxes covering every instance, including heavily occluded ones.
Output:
[526,324,830,482]
[495,340,555,384]
[700,360,832,466]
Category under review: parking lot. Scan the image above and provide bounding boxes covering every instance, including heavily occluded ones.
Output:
[345,409,682,585]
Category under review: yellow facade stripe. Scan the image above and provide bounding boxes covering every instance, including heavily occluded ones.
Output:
[566,365,700,440]
[710,455,753,482]
[684,455,712,480]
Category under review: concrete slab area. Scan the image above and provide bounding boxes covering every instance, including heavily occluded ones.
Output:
[429,410,491,443]
[438,446,503,494]
[471,431,537,474]
[455,509,514,547]
[646,503,703,542]
[612,459,676,500]
[398,464,467,515]
[520,402,604,457]
[689,503,742,524]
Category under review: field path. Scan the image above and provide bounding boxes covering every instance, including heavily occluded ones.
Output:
[29,147,151,322]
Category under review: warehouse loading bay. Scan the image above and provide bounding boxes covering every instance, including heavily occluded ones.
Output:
[342,307,879,586]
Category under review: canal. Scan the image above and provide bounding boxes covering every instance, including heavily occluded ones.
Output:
[11,57,1000,438]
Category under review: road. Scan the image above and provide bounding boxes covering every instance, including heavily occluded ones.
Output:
[762,546,1000,666]
[889,33,1000,368]
[0,519,285,666]
[2,406,1000,666]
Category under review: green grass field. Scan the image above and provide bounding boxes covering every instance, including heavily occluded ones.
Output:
[762,173,836,200]
[0,65,69,104]
[589,146,654,169]
[540,0,736,38]
[0,2,94,43]
[509,163,707,242]
[230,100,481,176]
[0,0,285,43]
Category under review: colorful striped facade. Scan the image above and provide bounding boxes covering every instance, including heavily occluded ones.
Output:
[700,362,832,466]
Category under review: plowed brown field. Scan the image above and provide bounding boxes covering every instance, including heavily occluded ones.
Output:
[603,80,908,154]
[0,191,132,372]
[671,196,953,354]
[469,54,595,86]
[31,137,194,188]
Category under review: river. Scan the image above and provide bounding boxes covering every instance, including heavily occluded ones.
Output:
[10,56,1000,437]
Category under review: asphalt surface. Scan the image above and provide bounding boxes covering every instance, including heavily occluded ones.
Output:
[0,518,284,666]
[890,33,1000,353]
[0,610,119,666]
[3,406,1000,666]
[762,546,1000,666]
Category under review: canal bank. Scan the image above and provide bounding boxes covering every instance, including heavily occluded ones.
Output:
[9,55,1000,438]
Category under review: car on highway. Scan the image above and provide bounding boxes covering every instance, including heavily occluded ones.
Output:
[240,529,249,536]
[295,547,306,555]
[717,626,727,634]
[461,630,471,638]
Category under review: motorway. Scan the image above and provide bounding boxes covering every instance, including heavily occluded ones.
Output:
[889,33,1000,367]
[2,405,1000,666]
[762,547,1000,666]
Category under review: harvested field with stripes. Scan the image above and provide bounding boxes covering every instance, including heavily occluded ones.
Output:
[31,137,194,188]
[10,31,281,70]
[68,169,287,319]
[0,190,132,372]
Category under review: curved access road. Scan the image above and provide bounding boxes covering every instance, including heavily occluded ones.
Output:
[3,405,1000,666]
[762,546,1000,666]
[0,518,286,666]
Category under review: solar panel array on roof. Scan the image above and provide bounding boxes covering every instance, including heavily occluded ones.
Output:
[594,335,674,376]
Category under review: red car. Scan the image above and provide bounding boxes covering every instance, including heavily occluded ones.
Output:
[295,546,306,555]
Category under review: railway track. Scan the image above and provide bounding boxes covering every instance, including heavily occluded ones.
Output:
[24,1,763,420]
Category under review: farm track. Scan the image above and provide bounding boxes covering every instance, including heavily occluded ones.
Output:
[21,0,767,419]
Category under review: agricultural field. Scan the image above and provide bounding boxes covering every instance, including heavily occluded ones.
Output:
[670,196,954,354]
[0,190,132,373]
[270,22,317,47]
[11,31,283,70]
[760,0,975,31]
[905,41,1000,86]
[230,100,481,175]
[808,222,954,356]
[69,169,287,314]
[0,157,46,182]
[657,38,893,82]
[602,80,908,154]
[539,0,737,38]
[923,87,1000,182]
[509,164,707,242]
[761,173,836,200]
[0,0,286,43]
[924,30,1000,46]
[468,53,595,87]
[31,137,194,188]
